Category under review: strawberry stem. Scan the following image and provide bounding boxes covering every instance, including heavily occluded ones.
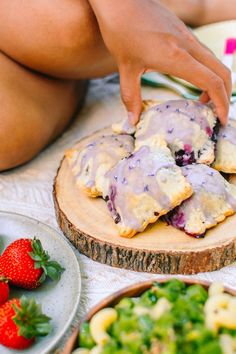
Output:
[12,296,52,339]
[29,237,65,284]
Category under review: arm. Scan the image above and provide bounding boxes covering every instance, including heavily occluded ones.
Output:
[88,0,231,125]
[160,0,236,26]
[203,0,236,25]
[158,0,205,26]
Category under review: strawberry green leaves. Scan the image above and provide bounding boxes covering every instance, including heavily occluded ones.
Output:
[29,237,65,284]
[12,296,52,339]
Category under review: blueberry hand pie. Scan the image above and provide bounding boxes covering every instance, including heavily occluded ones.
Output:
[112,100,161,135]
[112,119,136,135]
[102,138,192,237]
[212,119,236,173]
[135,99,218,166]
[166,164,236,237]
[66,134,134,197]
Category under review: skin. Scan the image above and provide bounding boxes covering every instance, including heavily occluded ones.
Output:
[0,51,87,170]
[0,0,233,170]
[160,0,236,26]
[0,0,116,79]
[159,0,206,26]
[88,0,231,125]
[0,0,115,171]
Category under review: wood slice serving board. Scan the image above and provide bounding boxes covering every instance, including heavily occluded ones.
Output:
[53,127,236,274]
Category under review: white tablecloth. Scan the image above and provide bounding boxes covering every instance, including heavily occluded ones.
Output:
[1,77,236,352]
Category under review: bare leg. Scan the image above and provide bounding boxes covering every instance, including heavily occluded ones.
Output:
[0,0,116,79]
[0,51,87,171]
[0,0,118,170]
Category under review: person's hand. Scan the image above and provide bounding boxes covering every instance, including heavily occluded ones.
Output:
[88,0,231,125]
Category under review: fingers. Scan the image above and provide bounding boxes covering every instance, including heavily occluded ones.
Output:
[165,49,229,124]
[119,65,143,125]
[189,35,232,100]
[199,91,210,104]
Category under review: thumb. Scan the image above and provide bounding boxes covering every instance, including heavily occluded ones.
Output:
[119,65,142,125]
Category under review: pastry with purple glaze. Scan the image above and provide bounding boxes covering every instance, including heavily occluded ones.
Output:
[212,119,236,173]
[66,134,134,197]
[166,164,236,237]
[102,137,192,238]
[135,99,218,166]
[112,119,136,135]
[112,99,161,135]
[142,99,161,111]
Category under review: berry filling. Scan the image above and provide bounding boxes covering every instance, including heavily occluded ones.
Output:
[173,119,219,166]
[211,119,220,144]
[165,210,185,229]
[164,209,205,238]
[205,126,212,137]
[104,185,121,225]
[175,149,196,166]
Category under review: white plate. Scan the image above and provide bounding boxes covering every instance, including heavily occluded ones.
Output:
[0,211,81,354]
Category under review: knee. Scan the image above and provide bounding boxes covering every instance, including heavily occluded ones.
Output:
[0,1,112,79]
[49,0,111,77]
[53,1,101,59]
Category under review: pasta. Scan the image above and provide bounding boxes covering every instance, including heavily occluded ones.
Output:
[205,284,236,332]
[134,297,172,320]
[209,282,225,297]
[90,346,103,354]
[204,283,236,354]
[90,308,118,345]
[220,334,236,354]
[77,280,236,354]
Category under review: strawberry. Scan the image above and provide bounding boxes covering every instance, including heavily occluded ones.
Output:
[0,276,9,305]
[0,237,64,289]
[0,296,51,349]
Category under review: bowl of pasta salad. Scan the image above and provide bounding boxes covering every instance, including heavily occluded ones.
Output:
[63,278,236,354]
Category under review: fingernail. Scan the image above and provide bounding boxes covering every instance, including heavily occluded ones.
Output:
[128,111,135,125]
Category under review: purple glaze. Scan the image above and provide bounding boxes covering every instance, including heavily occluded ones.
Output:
[136,99,217,166]
[106,185,121,223]
[166,164,236,237]
[218,120,236,146]
[104,145,179,230]
[72,134,134,194]
[113,118,136,135]
[110,184,117,203]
